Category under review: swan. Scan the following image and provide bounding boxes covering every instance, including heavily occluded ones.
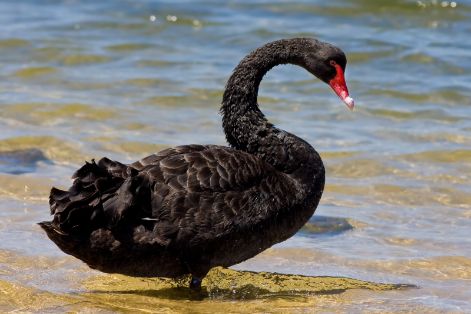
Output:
[39,38,354,290]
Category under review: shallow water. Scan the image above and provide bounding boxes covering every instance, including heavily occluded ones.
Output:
[1,0,470,312]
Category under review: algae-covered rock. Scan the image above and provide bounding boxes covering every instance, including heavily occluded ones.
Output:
[83,267,412,300]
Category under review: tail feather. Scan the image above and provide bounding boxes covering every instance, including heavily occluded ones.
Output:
[38,221,108,268]
[49,187,70,214]
[38,157,166,277]
[45,158,149,235]
[38,221,68,236]
[38,221,86,262]
[49,187,69,201]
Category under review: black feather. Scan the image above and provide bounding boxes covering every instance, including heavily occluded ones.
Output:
[37,38,345,285]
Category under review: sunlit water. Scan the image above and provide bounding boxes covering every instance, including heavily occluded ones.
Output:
[1,0,470,312]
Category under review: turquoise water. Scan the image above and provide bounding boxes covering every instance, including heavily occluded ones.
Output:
[0,0,470,312]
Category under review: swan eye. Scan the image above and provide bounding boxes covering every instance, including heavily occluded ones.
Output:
[329,60,337,67]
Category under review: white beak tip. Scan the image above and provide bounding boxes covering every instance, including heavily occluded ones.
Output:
[344,96,354,111]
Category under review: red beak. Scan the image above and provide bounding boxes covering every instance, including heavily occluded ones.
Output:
[329,64,354,110]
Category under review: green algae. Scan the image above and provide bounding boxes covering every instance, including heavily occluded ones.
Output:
[106,43,154,52]
[0,38,30,48]
[14,66,57,78]
[137,59,180,68]
[366,89,470,106]
[326,158,396,178]
[125,78,168,87]
[366,108,461,122]
[0,103,117,125]
[0,173,51,201]
[0,136,87,164]
[0,249,415,313]
[61,54,111,66]
[347,50,397,64]
[398,149,471,164]
[86,136,169,156]
[83,267,412,300]
[31,47,109,65]
[143,89,222,108]
[320,151,358,160]
[0,279,78,313]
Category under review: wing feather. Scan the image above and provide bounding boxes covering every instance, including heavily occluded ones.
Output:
[48,144,299,252]
[133,145,299,248]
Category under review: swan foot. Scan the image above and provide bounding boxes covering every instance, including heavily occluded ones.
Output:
[189,276,202,290]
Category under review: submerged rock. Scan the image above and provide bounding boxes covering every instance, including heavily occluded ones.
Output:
[0,148,50,174]
[300,215,354,237]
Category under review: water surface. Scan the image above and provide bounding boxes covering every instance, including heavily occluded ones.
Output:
[1,0,470,312]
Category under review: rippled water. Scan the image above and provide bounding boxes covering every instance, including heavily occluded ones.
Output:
[1,0,470,312]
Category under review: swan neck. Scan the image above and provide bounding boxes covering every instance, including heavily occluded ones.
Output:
[221,40,303,150]
[220,39,325,185]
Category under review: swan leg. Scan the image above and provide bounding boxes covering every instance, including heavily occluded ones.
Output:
[189,276,202,290]
[184,259,209,290]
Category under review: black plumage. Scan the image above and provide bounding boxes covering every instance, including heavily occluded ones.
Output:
[39,38,352,289]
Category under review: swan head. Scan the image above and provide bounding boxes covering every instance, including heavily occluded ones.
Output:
[300,39,354,110]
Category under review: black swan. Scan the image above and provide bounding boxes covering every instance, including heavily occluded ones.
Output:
[39,38,353,290]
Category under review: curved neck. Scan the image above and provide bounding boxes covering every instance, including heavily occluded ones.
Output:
[221,40,303,148]
[220,39,322,179]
